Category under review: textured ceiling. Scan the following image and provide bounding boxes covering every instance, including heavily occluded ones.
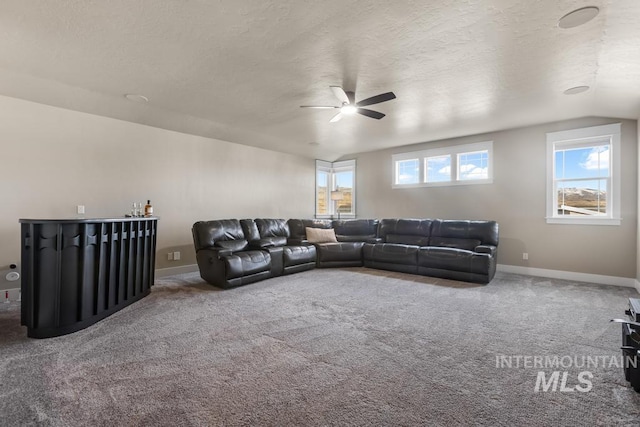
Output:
[0,0,638,160]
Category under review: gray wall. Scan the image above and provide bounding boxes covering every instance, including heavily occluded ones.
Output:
[0,95,315,275]
[349,117,638,278]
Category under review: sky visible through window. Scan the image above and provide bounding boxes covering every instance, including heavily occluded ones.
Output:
[458,151,488,180]
[426,155,451,182]
[397,159,419,184]
[317,171,353,187]
[555,145,609,190]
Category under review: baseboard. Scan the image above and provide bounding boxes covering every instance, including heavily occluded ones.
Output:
[155,264,199,278]
[497,264,638,290]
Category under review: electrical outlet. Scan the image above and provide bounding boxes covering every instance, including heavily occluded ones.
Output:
[77,205,85,214]
[173,251,181,261]
[167,252,173,261]
[523,253,529,260]
[2,288,20,302]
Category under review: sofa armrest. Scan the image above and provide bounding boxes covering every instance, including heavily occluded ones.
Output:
[249,238,277,249]
[287,238,310,246]
[475,245,497,257]
[198,247,232,261]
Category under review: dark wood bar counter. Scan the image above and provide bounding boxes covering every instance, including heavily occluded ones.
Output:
[19,217,158,338]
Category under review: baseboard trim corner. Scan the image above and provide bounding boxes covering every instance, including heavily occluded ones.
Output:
[497,264,638,291]
[155,264,199,278]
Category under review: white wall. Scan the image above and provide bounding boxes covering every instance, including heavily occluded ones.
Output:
[0,95,315,276]
[348,117,638,279]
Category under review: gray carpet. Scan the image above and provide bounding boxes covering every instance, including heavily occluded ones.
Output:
[1,268,640,426]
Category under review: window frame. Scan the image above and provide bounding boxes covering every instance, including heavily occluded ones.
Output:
[392,141,493,188]
[315,159,356,219]
[545,123,621,226]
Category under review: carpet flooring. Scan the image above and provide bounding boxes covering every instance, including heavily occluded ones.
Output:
[1,268,640,426]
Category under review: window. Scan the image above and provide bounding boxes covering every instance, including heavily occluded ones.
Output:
[315,159,356,218]
[392,141,493,188]
[458,151,489,181]
[425,155,451,183]
[546,123,621,225]
[396,158,420,184]
[315,162,331,216]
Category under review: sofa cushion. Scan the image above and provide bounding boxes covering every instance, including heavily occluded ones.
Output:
[431,219,498,247]
[215,239,248,252]
[192,219,245,251]
[306,227,338,243]
[223,251,271,279]
[362,243,419,265]
[283,245,317,267]
[255,218,290,238]
[253,236,288,248]
[418,247,490,274]
[316,242,364,262]
[379,219,432,245]
[386,234,430,246]
[332,219,379,241]
[240,219,261,241]
[429,236,481,251]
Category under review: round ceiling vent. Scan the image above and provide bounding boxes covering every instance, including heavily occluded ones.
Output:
[124,93,149,103]
[563,86,590,95]
[558,7,599,29]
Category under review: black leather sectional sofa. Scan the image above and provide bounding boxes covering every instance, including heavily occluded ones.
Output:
[192,218,499,289]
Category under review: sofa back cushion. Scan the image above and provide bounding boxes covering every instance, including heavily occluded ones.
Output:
[332,219,379,241]
[379,219,432,246]
[254,218,290,246]
[240,219,261,241]
[287,219,333,239]
[192,219,245,252]
[430,220,499,247]
[215,239,249,252]
[428,237,480,251]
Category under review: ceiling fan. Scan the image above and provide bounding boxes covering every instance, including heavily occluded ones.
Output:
[300,86,396,122]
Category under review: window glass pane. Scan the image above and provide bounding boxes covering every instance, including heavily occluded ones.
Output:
[316,171,329,215]
[555,145,609,180]
[335,170,353,214]
[556,179,607,216]
[458,150,488,180]
[396,159,419,184]
[425,155,451,182]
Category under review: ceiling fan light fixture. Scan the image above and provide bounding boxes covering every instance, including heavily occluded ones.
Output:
[558,6,599,29]
[563,85,590,95]
[341,105,357,115]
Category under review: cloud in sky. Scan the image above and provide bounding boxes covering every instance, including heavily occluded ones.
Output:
[581,146,609,170]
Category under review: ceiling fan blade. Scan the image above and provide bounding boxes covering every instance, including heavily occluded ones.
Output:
[357,108,385,120]
[345,91,356,105]
[300,105,340,109]
[330,86,350,104]
[356,92,396,107]
[329,112,344,122]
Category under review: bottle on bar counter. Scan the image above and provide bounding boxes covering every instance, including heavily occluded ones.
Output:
[144,200,153,217]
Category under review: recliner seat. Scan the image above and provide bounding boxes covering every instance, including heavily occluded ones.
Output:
[192,219,272,289]
[252,218,317,275]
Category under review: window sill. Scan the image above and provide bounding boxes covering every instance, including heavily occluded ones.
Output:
[545,217,621,226]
